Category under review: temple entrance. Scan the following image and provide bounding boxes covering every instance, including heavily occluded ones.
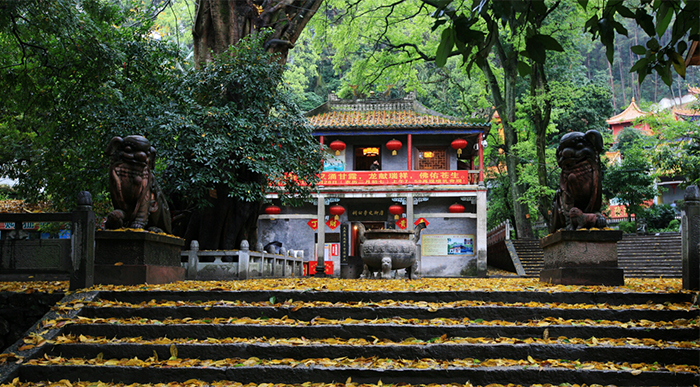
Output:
[355,146,381,170]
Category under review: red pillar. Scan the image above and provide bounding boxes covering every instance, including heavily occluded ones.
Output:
[478,133,484,183]
[407,134,413,170]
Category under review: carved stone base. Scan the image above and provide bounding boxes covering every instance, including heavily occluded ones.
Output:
[95,230,185,285]
[94,264,185,285]
[540,230,624,286]
[540,267,624,286]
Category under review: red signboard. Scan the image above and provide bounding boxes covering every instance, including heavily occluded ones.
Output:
[414,218,429,226]
[307,219,318,230]
[304,261,334,276]
[320,170,476,186]
[325,219,340,230]
[396,218,407,229]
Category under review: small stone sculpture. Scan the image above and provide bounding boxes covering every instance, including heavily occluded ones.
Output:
[105,135,172,234]
[550,130,607,233]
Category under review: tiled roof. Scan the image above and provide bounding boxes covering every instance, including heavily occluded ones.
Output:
[606,98,648,125]
[306,92,489,131]
[308,110,476,129]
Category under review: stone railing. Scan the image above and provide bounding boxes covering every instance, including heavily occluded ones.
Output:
[0,192,95,290]
[181,240,304,280]
[487,219,512,246]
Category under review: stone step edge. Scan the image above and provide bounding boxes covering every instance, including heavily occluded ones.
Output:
[15,363,699,386]
[44,341,699,366]
[78,305,699,323]
[61,323,700,341]
[89,290,696,305]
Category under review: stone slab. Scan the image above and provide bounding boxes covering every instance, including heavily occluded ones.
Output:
[541,230,623,268]
[94,264,185,285]
[95,231,185,266]
[540,267,625,286]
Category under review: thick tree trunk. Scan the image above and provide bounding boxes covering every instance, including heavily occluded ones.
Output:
[530,62,552,227]
[193,0,323,66]
[183,0,322,250]
[480,40,534,240]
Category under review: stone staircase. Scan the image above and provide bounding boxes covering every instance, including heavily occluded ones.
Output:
[498,234,682,279]
[508,239,544,277]
[617,233,682,278]
[0,285,697,386]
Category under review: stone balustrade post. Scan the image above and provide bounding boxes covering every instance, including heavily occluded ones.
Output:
[70,191,95,290]
[239,240,250,280]
[187,240,199,280]
[682,185,699,290]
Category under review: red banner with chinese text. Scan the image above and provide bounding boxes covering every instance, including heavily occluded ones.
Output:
[320,170,476,186]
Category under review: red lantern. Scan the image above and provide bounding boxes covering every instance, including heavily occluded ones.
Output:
[264,205,281,215]
[386,139,402,156]
[329,204,345,220]
[329,140,346,156]
[389,204,404,220]
[451,138,468,156]
[449,203,465,213]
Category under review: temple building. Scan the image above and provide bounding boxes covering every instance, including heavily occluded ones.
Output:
[606,97,652,139]
[257,92,490,277]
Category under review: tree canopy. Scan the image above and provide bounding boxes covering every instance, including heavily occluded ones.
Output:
[0,0,323,249]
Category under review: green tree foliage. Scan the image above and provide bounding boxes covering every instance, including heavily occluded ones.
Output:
[604,143,657,221]
[640,203,677,231]
[0,2,323,250]
[643,110,700,186]
[162,32,322,210]
[0,0,178,210]
[579,0,699,85]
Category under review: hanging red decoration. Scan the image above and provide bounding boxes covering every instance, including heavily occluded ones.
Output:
[386,139,402,156]
[449,203,465,213]
[329,204,345,220]
[329,140,346,156]
[451,138,468,156]
[389,204,404,220]
[264,205,281,215]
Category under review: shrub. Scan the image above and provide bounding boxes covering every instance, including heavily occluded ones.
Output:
[640,204,677,230]
[617,221,637,233]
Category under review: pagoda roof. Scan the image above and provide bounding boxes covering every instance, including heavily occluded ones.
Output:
[306,92,490,136]
[606,98,648,125]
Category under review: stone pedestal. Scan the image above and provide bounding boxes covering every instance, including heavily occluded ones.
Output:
[539,230,624,286]
[94,230,185,285]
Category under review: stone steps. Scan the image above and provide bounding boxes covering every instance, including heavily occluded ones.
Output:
[502,234,683,278]
[1,286,697,386]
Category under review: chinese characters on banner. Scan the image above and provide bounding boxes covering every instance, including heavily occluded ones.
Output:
[307,219,318,230]
[320,170,475,186]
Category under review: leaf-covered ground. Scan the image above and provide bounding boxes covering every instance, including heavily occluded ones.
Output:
[0,277,690,295]
[0,381,623,387]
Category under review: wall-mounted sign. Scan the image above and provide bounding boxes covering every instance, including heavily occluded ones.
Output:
[323,149,346,172]
[421,234,474,257]
[347,204,386,221]
[396,218,407,229]
[307,219,318,230]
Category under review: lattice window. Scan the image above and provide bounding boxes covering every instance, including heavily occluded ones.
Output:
[417,148,447,170]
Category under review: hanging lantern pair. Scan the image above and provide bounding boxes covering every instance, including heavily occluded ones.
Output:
[329,140,346,156]
[451,138,468,156]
